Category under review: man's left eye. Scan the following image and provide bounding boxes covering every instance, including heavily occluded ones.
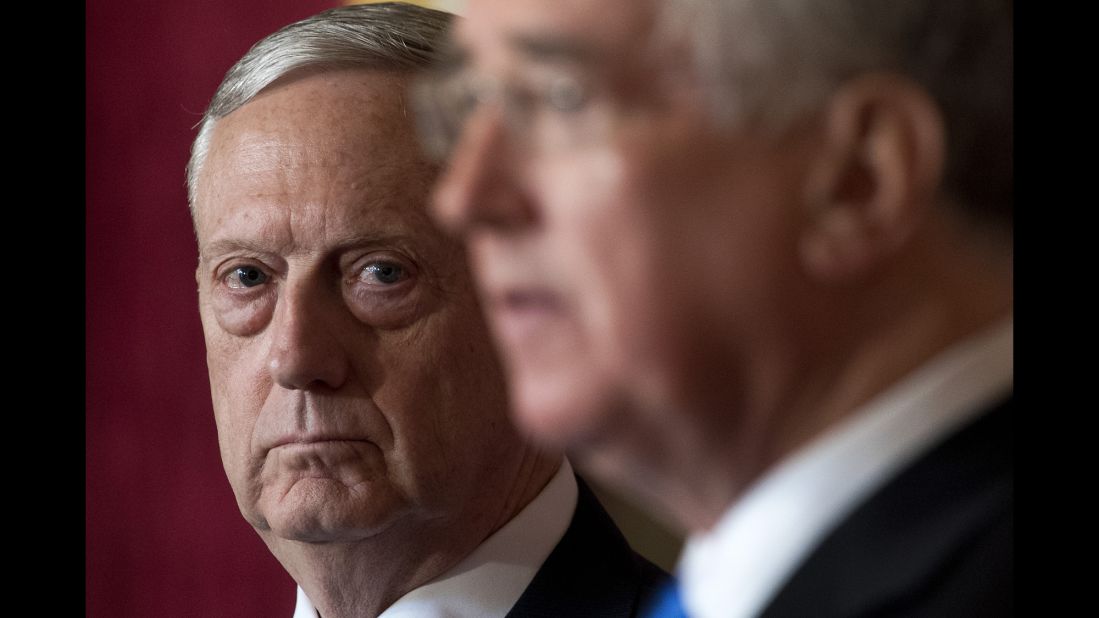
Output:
[226,266,269,289]
[360,261,406,285]
[541,74,591,114]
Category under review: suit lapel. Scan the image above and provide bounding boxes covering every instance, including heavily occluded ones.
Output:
[507,476,668,618]
[761,396,1013,618]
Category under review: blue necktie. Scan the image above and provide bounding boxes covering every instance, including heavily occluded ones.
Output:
[643,577,690,618]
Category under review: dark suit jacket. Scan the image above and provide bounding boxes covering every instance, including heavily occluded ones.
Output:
[761,395,1013,617]
[507,475,670,618]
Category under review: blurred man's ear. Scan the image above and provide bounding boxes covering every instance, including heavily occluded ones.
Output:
[798,73,946,282]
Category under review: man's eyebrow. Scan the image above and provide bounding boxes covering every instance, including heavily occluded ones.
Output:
[508,33,599,64]
[199,233,416,262]
[199,239,279,262]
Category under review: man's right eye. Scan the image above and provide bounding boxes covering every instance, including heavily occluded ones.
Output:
[540,74,591,114]
[226,266,269,289]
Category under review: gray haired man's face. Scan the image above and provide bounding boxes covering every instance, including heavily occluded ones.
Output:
[194,69,537,544]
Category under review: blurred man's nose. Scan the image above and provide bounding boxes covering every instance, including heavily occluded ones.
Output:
[266,281,350,391]
[431,107,537,235]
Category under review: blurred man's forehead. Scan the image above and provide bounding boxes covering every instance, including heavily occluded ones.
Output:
[456,0,657,69]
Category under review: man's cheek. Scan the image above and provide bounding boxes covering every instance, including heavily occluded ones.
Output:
[212,380,262,456]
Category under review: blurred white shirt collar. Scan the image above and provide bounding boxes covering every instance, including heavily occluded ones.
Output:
[680,315,1013,618]
[293,458,577,618]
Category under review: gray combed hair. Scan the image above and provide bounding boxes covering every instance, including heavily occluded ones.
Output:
[665,0,1012,227]
[186,2,453,209]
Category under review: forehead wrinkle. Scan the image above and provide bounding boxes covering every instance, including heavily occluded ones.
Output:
[197,203,296,264]
[226,131,358,182]
[324,157,436,228]
[212,72,410,178]
[207,140,384,237]
[201,163,435,259]
[199,154,331,255]
[197,68,439,261]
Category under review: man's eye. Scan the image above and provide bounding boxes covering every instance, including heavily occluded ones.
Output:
[360,261,406,285]
[226,266,268,289]
[509,76,590,117]
[542,75,590,113]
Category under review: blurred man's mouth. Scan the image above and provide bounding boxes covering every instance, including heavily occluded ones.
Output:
[489,287,568,347]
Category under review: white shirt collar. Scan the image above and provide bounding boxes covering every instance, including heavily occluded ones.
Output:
[293,459,578,618]
[680,315,1013,618]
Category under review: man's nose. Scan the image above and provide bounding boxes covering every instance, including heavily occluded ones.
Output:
[431,107,537,235]
[266,281,350,391]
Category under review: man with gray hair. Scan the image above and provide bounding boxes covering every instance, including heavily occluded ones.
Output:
[420,0,1012,616]
[189,4,665,617]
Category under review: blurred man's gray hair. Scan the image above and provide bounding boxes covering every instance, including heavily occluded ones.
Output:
[664,0,1012,228]
[186,2,452,209]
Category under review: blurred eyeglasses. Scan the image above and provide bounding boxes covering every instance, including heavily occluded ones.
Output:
[412,65,613,163]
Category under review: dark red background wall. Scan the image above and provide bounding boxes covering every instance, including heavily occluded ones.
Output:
[86,2,336,615]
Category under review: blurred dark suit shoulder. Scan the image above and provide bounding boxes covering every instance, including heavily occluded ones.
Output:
[762,395,1013,617]
[508,476,670,618]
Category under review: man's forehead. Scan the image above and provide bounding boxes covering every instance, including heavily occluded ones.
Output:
[198,71,423,186]
[194,165,440,262]
[193,70,437,249]
[215,71,410,148]
[195,128,409,233]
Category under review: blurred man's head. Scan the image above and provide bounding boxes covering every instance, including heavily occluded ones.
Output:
[190,5,557,611]
[421,0,1012,528]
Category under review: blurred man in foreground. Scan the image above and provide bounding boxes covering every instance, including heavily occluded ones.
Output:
[421,0,1012,615]
[189,4,665,617]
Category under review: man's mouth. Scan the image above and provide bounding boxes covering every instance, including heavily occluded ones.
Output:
[269,435,369,449]
[487,287,569,345]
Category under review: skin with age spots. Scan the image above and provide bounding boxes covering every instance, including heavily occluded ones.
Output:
[194,68,557,616]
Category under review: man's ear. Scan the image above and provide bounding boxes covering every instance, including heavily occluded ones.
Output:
[798,73,945,282]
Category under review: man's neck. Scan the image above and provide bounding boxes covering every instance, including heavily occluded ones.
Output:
[646,227,1012,531]
[714,237,1011,527]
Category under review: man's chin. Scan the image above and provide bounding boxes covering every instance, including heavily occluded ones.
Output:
[509,375,687,526]
[509,366,629,451]
[251,478,407,543]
